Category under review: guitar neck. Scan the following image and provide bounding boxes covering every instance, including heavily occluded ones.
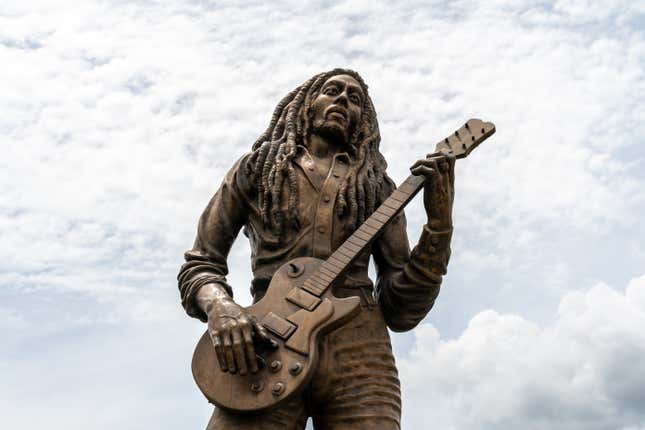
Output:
[299,118,495,298]
[301,174,425,297]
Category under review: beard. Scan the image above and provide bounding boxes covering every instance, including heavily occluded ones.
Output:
[311,117,351,146]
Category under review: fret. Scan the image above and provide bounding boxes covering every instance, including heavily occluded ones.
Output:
[322,258,341,270]
[376,205,396,217]
[382,199,398,210]
[316,271,334,282]
[389,192,406,203]
[326,257,345,271]
[320,264,339,277]
[343,242,362,253]
[399,182,417,194]
[361,224,378,235]
[354,230,371,241]
[364,218,381,230]
[309,276,328,288]
[348,236,368,246]
[302,281,323,296]
[334,253,352,265]
[336,247,354,259]
[319,266,336,277]
[372,212,389,223]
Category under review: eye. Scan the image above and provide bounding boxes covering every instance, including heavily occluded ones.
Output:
[323,86,338,96]
[349,93,361,104]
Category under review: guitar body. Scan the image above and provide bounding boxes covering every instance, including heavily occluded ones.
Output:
[192,257,361,413]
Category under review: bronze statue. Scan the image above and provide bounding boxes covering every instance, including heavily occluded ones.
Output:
[178,68,494,429]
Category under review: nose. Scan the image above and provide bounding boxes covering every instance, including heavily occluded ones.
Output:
[334,91,348,107]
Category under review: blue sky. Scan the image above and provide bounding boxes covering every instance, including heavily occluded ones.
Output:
[1,1,644,429]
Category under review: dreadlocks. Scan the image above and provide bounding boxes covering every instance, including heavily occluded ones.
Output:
[245,68,391,236]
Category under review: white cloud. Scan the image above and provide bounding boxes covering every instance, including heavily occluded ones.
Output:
[400,274,645,430]
[1,0,644,428]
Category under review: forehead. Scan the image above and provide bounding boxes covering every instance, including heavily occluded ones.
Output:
[322,74,363,93]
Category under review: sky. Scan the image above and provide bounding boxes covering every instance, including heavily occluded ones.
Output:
[1,0,644,429]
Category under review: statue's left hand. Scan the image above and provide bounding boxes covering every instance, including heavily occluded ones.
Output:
[410,152,455,230]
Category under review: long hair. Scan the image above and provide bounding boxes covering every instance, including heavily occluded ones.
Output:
[245,68,392,236]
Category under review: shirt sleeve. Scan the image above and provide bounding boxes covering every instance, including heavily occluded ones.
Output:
[372,183,453,332]
[177,154,254,322]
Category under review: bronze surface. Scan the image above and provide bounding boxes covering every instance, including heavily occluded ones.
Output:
[178,68,495,428]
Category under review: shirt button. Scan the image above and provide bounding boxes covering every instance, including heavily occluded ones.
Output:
[323,196,330,203]
[431,236,440,245]
[317,226,326,234]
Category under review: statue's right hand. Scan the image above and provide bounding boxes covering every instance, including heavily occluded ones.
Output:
[206,297,274,375]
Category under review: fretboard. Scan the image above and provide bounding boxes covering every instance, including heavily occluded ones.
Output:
[299,118,496,298]
[301,174,425,297]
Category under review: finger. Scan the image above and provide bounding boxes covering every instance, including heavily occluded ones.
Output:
[211,331,228,372]
[253,320,278,348]
[242,326,258,374]
[222,331,236,374]
[426,151,445,159]
[411,165,437,179]
[411,158,438,170]
[439,152,454,171]
[423,154,449,173]
[448,154,456,187]
[232,329,248,376]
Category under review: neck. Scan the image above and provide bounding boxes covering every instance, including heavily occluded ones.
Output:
[308,134,343,158]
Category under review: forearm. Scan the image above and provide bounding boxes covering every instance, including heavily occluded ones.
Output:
[178,154,253,321]
[377,225,452,331]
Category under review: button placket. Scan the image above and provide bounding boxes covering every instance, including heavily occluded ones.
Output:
[312,155,349,258]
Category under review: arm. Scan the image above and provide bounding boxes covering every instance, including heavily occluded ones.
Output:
[177,154,272,375]
[373,213,452,332]
[373,154,455,331]
[177,155,249,321]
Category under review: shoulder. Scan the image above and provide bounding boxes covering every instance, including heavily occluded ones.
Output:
[223,151,257,200]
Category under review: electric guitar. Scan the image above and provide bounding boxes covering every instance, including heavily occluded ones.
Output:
[192,118,496,412]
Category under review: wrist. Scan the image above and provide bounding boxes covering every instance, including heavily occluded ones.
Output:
[427,217,453,231]
[196,283,233,315]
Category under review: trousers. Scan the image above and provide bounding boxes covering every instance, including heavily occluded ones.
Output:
[206,304,401,430]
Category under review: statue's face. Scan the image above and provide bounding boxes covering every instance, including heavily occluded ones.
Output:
[310,74,364,146]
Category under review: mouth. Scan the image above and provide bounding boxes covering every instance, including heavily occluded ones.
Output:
[326,107,347,122]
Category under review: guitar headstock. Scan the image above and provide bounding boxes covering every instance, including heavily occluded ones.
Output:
[434,118,496,159]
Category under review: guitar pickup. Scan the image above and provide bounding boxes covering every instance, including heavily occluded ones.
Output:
[286,288,321,311]
[261,312,296,340]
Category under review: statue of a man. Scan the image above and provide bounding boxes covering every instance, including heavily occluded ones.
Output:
[178,68,455,429]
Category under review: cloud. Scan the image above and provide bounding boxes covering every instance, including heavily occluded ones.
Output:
[400,274,645,430]
[0,0,644,428]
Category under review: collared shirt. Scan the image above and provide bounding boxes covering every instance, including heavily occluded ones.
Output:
[178,147,452,332]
